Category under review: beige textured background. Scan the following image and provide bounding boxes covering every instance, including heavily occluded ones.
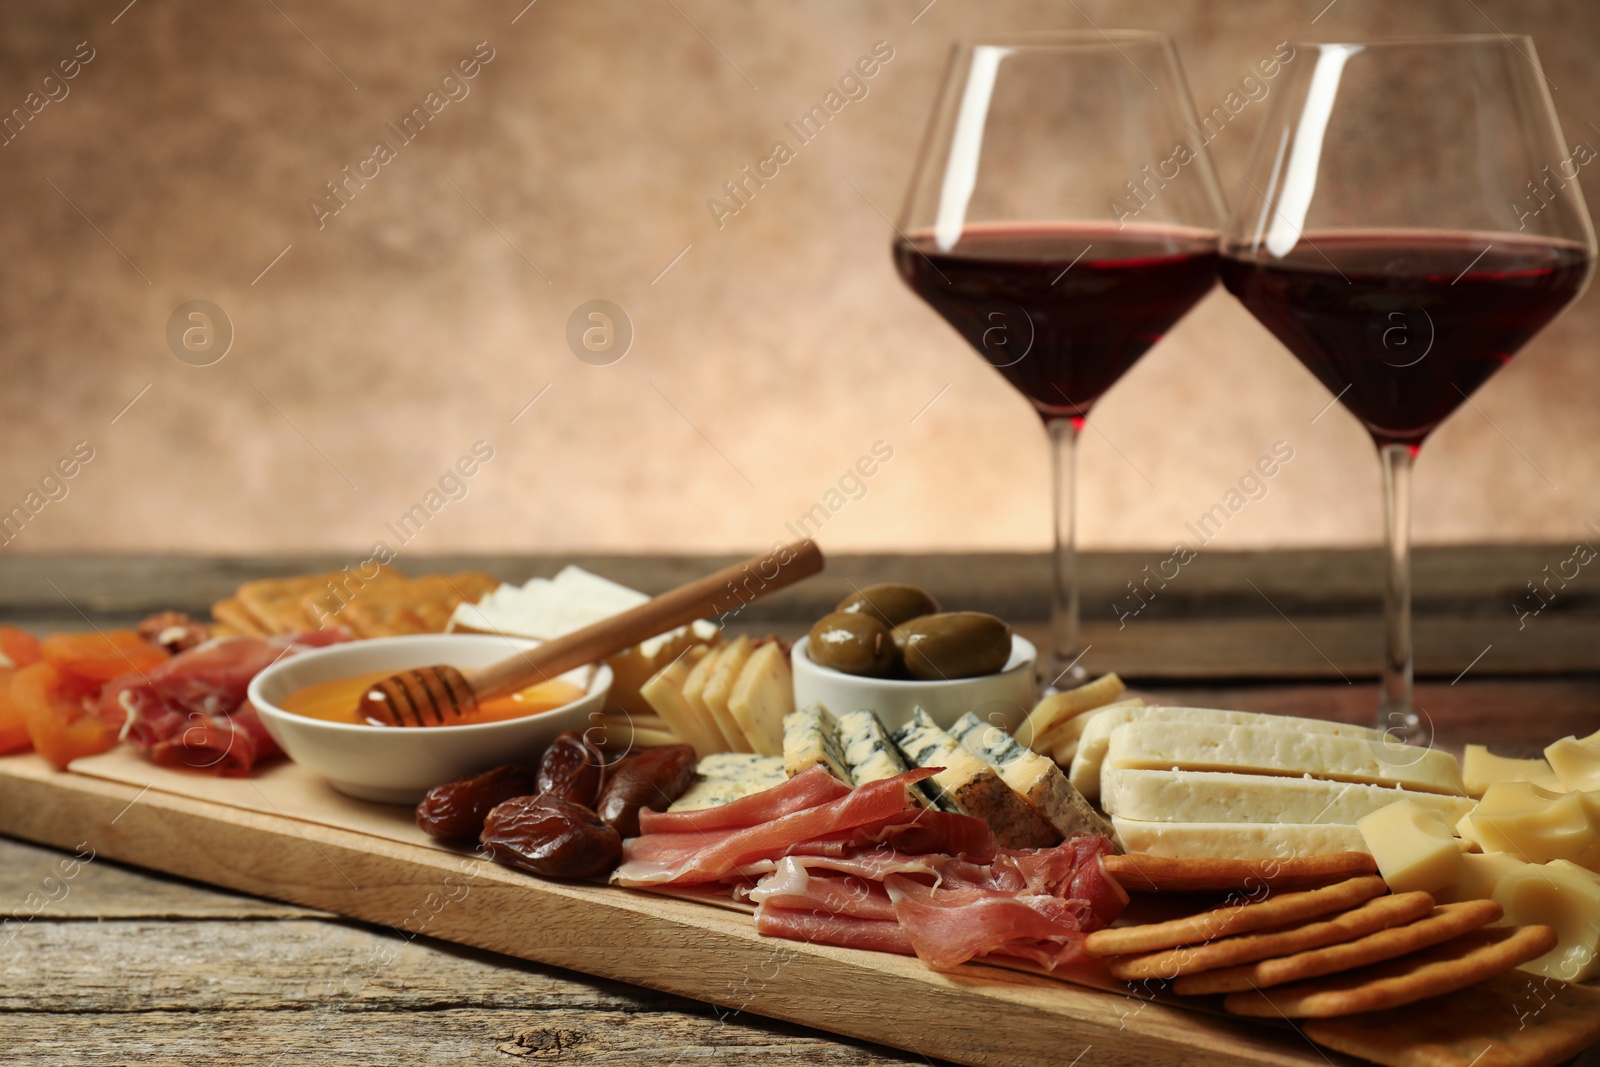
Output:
[1,0,1597,558]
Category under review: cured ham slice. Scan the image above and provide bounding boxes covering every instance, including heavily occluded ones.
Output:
[101,631,352,776]
[613,768,938,886]
[747,859,897,922]
[638,767,852,835]
[884,875,1100,970]
[754,902,914,956]
[620,754,1125,970]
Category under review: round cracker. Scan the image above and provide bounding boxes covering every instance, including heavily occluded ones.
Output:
[1112,889,1435,981]
[1176,898,1503,995]
[1084,874,1387,958]
[1222,923,1558,1019]
[1102,851,1377,894]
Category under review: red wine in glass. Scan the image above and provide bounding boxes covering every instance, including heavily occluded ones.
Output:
[1221,231,1592,448]
[896,222,1219,422]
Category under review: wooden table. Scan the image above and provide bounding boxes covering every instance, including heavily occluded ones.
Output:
[5,550,1600,1066]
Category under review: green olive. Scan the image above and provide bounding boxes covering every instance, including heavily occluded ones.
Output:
[898,612,1013,681]
[806,611,898,677]
[835,583,941,629]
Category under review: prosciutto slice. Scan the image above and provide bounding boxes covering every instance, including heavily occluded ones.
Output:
[747,859,897,922]
[884,874,1101,970]
[613,768,939,886]
[101,631,352,777]
[754,902,914,956]
[620,752,1126,972]
[637,768,852,834]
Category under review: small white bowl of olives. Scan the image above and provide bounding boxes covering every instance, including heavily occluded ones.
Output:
[791,583,1036,733]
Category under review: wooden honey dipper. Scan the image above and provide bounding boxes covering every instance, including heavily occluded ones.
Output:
[356,539,825,727]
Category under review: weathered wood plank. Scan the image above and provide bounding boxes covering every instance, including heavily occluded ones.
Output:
[0,836,320,920]
[1,918,683,1014]
[1,1009,949,1066]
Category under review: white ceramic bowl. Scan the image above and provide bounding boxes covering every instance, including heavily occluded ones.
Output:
[790,633,1036,733]
[249,634,612,805]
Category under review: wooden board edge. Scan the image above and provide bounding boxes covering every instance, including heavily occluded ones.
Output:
[0,759,1339,1067]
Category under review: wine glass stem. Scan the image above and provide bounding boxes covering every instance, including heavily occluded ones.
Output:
[1378,442,1417,737]
[1048,417,1084,688]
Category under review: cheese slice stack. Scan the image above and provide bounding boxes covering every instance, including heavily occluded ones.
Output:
[1072,708,1468,860]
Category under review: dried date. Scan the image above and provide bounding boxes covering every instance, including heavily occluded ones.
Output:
[595,744,697,838]
[416,763,541,841]
[537,729,605,808]
[480,794,621,879]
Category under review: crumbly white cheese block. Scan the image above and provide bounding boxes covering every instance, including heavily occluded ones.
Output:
[1069,706,1388,801]
[668,753,786,812]
[1102,721,1465,796]
[893,709,1058,849]
[1101,768,1477,826]
[729,641,794,756]
[950,712,1117,845]
[1111,817,1369,860]
[781,704,851,782]
[836,709,932,808]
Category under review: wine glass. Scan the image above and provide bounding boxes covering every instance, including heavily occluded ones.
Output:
[1220,36,1595,739]
[894,32,1225,688]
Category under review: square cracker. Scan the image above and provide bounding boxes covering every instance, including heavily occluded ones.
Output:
[340,572,498,637]
[236,573,338,634]
[211,596,268,637]
[1302,969,1600,1067]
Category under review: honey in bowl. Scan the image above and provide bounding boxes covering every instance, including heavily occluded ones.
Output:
[282,669,586,727]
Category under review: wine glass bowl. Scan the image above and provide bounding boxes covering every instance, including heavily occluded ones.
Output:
[895,32,1225,686]
[1219,36,1596,737]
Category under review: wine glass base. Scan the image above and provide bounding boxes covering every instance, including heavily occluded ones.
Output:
[1039,659,1090,696]
[1370,703,1433,748]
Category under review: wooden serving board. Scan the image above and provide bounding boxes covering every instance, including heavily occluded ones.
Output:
[0,755,1351,1067]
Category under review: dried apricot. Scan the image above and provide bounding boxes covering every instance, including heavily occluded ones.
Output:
[0,626,41,670]
[12,662,118,769]
[0,668,29,754]
[41,630,167,683]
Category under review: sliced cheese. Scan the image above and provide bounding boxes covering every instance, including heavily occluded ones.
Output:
[1014,673,1127,749]
[1357,799,1467,894]
[701,636,755,754]
[639,646,720,759]
[1102,768,1476,826]
[1493,859,1600,982]
[1038,698,1145,767]
[1545,728,1600,792]
[1432,851,1527,905]
[781,704,850,781]
[1069,706,1388,801]
[837,709,931,808]
[950,712,1117,844]
[1462,744,1563,797]
[728,641,794,756]
[894,709,1059,849]
[1102,721,1465,796]
[1109,817,1367,860]
[668,753,786,811]
[1463,782,1600,867]
[604,622,719,716]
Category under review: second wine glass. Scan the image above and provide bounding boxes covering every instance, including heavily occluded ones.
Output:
[894,32,1226,687]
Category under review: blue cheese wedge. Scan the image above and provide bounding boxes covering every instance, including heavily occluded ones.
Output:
[950,713,1118,848]
[668,753,786,812]
[892,709,1059,849]
[781,704,852,782]
[837,709,932,808]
